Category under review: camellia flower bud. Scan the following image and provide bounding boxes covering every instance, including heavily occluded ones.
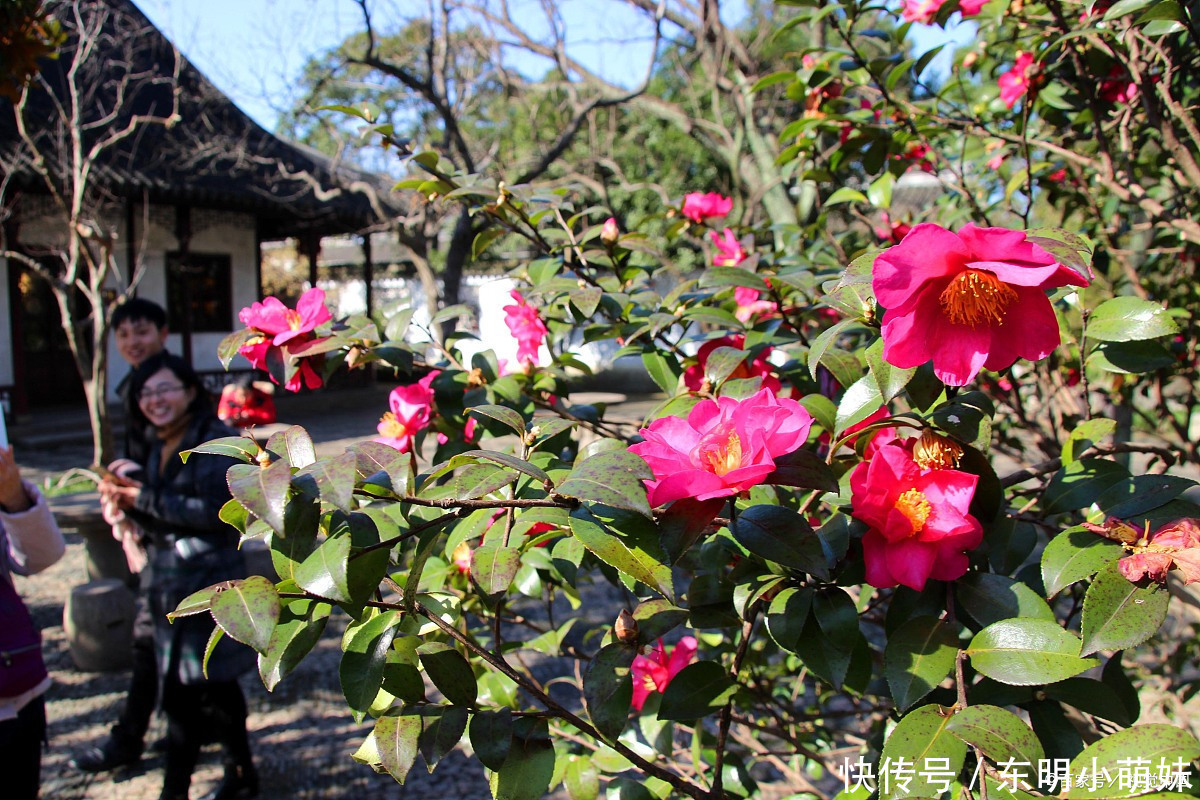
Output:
[614,609,639,644]
[601,217,620,245]
[913,429,964,470]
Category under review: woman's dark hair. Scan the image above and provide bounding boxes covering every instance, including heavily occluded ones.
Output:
[126,352,213,427]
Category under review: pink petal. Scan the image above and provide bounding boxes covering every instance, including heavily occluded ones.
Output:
[873,224,970,310]
[862,529,900,588]
[886,537,939,591]
[929,316,991,386]
[982,286,1061,372]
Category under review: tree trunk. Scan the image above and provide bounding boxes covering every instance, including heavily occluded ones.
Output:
[440,206,475,336]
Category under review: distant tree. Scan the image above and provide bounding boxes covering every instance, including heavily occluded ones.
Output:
[0,0,181,463]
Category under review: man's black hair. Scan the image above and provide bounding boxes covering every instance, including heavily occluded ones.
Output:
[111,297,167,330]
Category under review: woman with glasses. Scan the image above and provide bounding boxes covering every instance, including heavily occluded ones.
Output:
[98,353,257,800]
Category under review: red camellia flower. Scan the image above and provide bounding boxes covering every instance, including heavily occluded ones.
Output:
[901,0,986,24]
[683,336,781,395]
[503,290,549,366]
[376,371,438,453]
[874,213,913,245]
[872,223,1089,386]
[710,228,748,267]
[733,286,779,323]
[851,438,983,591]
[237,287,332,392]
[629,387,812,507]
[998,52,1035,109]
[681,192,733,224]
[631,637,698,711]
[1098,66,1137,105]
[958,0,987,14]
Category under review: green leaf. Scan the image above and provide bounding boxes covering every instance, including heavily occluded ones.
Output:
[258,598,330,691]
[473,227,506,259]
[632,599,690,645]
[296,452,357,512]
[658,661,736,721]
[492,718,556,800]
[967,619,1098,686]
[563,755,600,800]
[956,573,1056,630]
[294,532,352,603]
[471,544,521,598]
[704,346,752,386]
[1098,475,1196,519]
[877,704,969,800]
[341,611,400,723]
[571,286,602,318]
[464,450,551,485]
[557,450,653,518]
[1042,459,1131,515]
[265,425,316,469]
[808,318,861,381]
[169,585,220,619]
[866,339,915,403]
[1062,419,1117,465]
[731,505,829,577]
[836,374,884,434]
[469,708,512,772]
[1066,725,1200,799]
[227,459,292,535]
[210,576,280,655]
[826,187,869,206]
[1090,340,1177,374]
[1087,297,1179,342]
[568,506,673,599]
[182,436,258,463]
[885,617,960,712]
[765,586,812,652]
[1103,0,1164,21]
[946,704,1044,768]
[417,706,468,770]
[765,448,839,492]
[1041,527,1123,598]
[642,351,681,394]
[351,441,411,497]
[468,404,527,437]
[867,172,895,209]
[1080,563,1170,656]
[930,391,993,451]
[583,643,634,741]
[1043,677,1134,726]
[372,714,422,784]
[417,641,478,707]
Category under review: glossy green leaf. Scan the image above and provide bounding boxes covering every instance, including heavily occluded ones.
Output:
[764,448,839,492]
[930,391,993,451]
[169,585,220,619]
[417,641,478,707]
[227,459,291,535]
[563,755,600,800]
[182,436,258,463]
[1042,459,1130,515]
[835,375,883,435]
[765,586,812,652]
[642,351,681,394]
[866,338,915,403]
[1098,475,1196,519]
[884,616,960,712]
[632,599,690,645]
[471,544,521,598]
[417,706,468,770]
[568,505,673,599]
[265,425,316,469]
[1080,563,1169,656]
[210,575,280,655]
[946,704,1044,768]
[258,598,330,691]
[1041,527,1123,598]
[492,718,556,800]
[372,714,422,784]
[956,573,1055,630]
[294,532,352,603]
[1062,419,1117,465]
[1087,297,1180,342]
[557,450,653,518]
[1066,725,1200,798]
[341,611,400,723]
[583,642,634,741]
[877,704,969,800]
[658,661,735,721]
[967,619,1098,686]
[296,451,357,512]
[731,505,828,577]
[469,708,512,772]
[1043,677,1134,727]
[468,404,527,437]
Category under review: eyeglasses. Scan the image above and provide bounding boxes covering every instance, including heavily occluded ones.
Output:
[137,384,187,402]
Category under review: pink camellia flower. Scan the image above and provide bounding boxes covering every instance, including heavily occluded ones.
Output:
[710,228,749,267]
[1083,518,1200,584]
[874,213,913,245]
[503,290,549,365]
[998,52,1036,109]
[238,287,332,347]
[1098,67,1137,104]
[851,439,983,591]
[376,371,438,453]
[631,637,698,711]
[902,0,944,24]
[733,286,779,323]
[682,336,781,395]
[959,0,987,14]
[872,223,1090,386]
[986,153,1005,170]
[601,217,620,245]
[1046,168,1068,184]
[681,192,733,224]
[629,387,812,507]
[238,336,325,392]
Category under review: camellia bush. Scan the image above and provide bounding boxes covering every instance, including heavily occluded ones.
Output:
[169,2,1200,800]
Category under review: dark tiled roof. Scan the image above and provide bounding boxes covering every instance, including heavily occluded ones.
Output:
[0,0,405,239]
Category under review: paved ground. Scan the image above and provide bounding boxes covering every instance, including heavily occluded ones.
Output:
[10,383,654,800]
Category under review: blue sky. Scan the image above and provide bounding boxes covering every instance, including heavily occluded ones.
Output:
[135,0,967,134]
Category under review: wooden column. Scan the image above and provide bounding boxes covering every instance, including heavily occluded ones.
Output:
[362,234,374,321]
[174,205,193,365]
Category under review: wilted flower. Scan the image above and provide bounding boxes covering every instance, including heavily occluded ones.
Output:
[503,290,549,366]
[998,52,1036,109]
[629,387,813,507]
[851,440,983,591]
[1083,517,1200,584]
[682,336,781,395]
[376,372,438,453]
[681,192,733,224]
[872,223,1089,386]
[631,637,698,711]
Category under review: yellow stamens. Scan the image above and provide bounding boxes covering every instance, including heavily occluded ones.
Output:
[285,308,304,330]
[699,427,743,476]
[642,674,658,692]
[913,430,964,471]
[895,488,933,534]
[378,412,407,439]
[939,269,1018,327]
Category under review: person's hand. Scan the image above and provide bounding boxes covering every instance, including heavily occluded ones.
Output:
[99,477,140,511]
[106,458,142,481]
[0,445,30,513]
